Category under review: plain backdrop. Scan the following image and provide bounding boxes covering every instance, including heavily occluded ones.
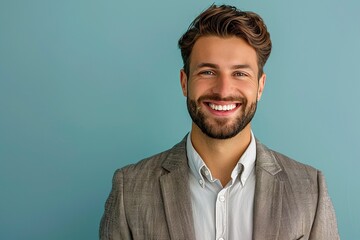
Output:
[1,0,359,239]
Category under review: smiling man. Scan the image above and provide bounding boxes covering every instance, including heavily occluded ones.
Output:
[100,5,339,240]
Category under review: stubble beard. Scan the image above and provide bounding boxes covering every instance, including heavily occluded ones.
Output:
[186,95,257,139]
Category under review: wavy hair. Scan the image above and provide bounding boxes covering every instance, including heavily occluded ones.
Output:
[178,4,272,78]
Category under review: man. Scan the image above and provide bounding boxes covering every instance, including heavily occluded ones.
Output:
[100,5,339,240]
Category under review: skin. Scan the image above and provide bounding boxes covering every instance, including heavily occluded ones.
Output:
[180,36,266,186]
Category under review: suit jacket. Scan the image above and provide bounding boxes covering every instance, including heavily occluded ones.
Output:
[100,137,339,240]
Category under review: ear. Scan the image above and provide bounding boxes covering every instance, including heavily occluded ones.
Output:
[180,69,188,97]
[257,73,266,101]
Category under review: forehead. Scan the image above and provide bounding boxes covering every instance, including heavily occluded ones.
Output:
[190,36,258,71]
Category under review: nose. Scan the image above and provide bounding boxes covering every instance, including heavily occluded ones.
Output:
[212,74,233,97]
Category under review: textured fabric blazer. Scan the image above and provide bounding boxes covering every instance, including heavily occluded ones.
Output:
[100,137,339,240]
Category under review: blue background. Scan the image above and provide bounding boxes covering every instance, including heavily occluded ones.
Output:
[1,0,359,239]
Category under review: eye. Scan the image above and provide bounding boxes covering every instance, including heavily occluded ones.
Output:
[199,70,215,76]
[233,71,248,77]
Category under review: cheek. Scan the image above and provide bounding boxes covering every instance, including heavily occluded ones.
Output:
[248,87,260,98]
[236,82,259,98]
[187,82,205,98]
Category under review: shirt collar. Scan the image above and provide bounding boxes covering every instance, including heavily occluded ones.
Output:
[186,131,257,187]
[186,134,207,188]
[236,131,256,186]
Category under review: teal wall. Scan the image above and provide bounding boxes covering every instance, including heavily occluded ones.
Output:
[1,0,359,239]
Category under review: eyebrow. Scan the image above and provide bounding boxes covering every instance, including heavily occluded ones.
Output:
[195,62,253,70]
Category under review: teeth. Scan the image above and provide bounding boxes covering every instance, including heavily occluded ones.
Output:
[209,103,236,111]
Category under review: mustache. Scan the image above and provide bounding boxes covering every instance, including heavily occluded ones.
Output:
[197,94,244,103]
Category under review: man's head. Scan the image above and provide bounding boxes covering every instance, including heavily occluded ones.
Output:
[178,5,272,139]
[178,4,272,79]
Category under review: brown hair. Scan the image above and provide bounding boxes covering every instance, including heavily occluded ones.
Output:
[178,4,272,78]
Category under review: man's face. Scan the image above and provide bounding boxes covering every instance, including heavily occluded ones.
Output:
[180,36,266,139]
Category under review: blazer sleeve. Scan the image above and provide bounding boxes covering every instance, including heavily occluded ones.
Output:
[309,171,340,240]
[100,169,132,240]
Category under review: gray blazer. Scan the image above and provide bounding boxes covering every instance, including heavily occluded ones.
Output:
[100,137,339,240]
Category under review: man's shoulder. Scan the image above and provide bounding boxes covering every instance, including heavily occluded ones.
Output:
[117,137,187,176]
[272,147,317,172]
[256,141,319,179]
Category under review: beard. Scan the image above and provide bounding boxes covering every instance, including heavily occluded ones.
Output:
[187,94,257,139]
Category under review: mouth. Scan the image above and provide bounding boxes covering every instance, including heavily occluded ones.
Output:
[203,101,241,116]
[208,103,237,111]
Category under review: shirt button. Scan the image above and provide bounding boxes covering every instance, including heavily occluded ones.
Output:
[219,196,225,202]
[199,179,203,185]
[204,170,209,175]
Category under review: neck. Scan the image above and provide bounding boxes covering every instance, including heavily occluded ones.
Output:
[190,123,252,186]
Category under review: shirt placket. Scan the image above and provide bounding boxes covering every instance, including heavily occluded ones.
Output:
[215,187,229,240]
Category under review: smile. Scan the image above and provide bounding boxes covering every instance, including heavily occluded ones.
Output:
[208,103,237,111]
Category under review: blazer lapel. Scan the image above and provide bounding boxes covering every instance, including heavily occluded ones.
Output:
[253,141,284,240]
[160,138,196,240]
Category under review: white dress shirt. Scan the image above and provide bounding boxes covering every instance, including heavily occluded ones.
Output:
[186,132,256,240]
